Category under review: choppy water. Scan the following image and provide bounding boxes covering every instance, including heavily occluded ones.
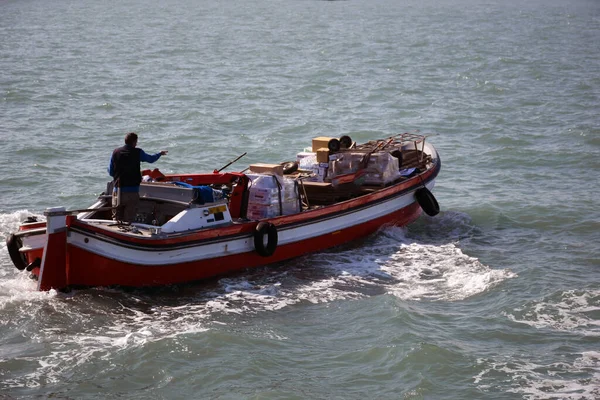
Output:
[1,0,599,399]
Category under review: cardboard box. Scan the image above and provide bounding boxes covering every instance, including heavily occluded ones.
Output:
[312,136,335,152]
[316,148,330,163]
[249,163,283,176]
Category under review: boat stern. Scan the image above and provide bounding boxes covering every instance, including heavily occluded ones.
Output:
[37,207,72,291]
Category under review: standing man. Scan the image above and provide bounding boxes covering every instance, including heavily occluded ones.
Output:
[108,132,168,222]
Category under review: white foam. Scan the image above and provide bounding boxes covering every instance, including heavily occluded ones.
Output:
[475,352,600,399]
[169,224,516,309]
[213,278,297,312]
[1,297,214,388]
[505,289,600,336]
[0,210,44,235]
[0,273,55,318]
[281,225,517,303]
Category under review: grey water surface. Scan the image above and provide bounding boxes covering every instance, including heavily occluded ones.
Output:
[1,0,599,399]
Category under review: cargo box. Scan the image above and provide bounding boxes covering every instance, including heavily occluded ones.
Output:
[248,163,284,176]
[316,148,330,163]
[311,137,336,152]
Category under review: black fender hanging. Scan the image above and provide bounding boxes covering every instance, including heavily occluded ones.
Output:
[6,234,28,271]
[415,187,440,216]
[253,222,278,257]
[328,138,341,152]
[339,135,353,149]
[280,161,299,175]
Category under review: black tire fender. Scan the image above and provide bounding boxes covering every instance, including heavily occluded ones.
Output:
[281,161,299,175]
[415,187,440,216]
[253,222,278,257]
[6,234,28,271]
[339,135,352,149]
[328,138,341,152]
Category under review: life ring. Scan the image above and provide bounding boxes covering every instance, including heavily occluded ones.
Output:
[415,187,440,216]
[6,234,28,271]
[281,161,299,175]
[253,222,278,257]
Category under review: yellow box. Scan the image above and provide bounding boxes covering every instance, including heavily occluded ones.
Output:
[316,148,330,163]
[312,136,335,152]
[249,163,283,176]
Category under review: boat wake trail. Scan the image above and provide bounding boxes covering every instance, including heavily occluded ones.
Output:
[291,224,515,303]
[198,211,517,311]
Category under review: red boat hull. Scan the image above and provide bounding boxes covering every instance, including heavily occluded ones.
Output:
[56,202,421,288]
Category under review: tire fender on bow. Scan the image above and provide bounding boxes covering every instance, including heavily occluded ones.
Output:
[415,187,440,216]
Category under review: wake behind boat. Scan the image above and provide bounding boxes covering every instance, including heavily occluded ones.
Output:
[7,133,441,291]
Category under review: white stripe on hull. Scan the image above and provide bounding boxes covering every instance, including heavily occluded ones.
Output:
[67,183,433,266]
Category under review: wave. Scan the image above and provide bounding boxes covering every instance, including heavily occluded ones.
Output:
[504,289,600,337]
[474,351,600,400]
[471,289,600,398]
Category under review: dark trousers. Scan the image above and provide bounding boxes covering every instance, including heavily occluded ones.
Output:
[112,190,139,222]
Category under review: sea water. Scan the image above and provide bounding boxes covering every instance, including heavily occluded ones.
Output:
[1,0,599,398]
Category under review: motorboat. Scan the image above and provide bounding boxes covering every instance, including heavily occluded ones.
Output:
[6,133,441,291]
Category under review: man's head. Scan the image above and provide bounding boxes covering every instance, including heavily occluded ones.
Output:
[125,132,138,147]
